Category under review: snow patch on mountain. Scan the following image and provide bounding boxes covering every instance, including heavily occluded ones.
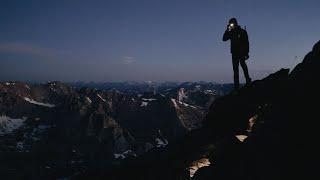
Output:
[171,98,179,108]
[155,138,168,148]
[16,141,24,152]
[97,94,106,102]
[24,97,56,108]
[140,98,157,107]
[114,153,125,159]
[179,101,197,109]
[141,101,148,107]
[141,98,157,101]
[5,82,15,86]
[0,116,27,135]
[114,150,137,159]
[171,98,196,109]
[204,89,215,95]
[178,88,187,101]
[85,97,92,104]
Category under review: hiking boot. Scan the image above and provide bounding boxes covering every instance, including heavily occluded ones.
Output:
[245,78,252,85]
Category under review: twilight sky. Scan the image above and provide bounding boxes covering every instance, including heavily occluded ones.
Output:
[1,0,319,83]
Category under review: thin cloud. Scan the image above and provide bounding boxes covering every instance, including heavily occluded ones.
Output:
[0,42,57,57]
[121,56,136,65]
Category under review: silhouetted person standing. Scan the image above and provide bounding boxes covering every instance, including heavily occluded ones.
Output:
[223,18,251,90]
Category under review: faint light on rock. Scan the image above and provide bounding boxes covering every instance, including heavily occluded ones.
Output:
[235,135,248,142]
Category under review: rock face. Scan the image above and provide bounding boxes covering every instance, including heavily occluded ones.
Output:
[90,40,320,180]
[193,40,320,180]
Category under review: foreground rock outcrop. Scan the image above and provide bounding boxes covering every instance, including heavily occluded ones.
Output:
[88,40,320,180]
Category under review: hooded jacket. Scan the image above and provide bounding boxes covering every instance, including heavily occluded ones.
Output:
[223,26,249,56]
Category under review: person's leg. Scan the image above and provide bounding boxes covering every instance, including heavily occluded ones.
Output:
[232,55,240,89]
[240,58,251,84]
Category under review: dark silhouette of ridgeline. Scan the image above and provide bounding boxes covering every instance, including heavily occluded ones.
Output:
[77,40,320,180]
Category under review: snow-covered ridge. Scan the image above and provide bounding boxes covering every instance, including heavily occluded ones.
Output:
[179,101,197,109]
[24,97,56,108]
[171,98,196,109]
[0,116,27,135]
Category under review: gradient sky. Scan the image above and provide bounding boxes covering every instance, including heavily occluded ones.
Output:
[1,0,319,83]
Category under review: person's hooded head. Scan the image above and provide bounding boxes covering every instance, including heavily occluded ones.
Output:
[228,18,238,29]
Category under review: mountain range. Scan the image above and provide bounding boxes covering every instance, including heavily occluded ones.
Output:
[0,80,231,179]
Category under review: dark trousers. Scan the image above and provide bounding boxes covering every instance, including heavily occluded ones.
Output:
[232,54,251,89]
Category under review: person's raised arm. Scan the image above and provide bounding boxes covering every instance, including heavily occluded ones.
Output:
[223,25,230,41]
